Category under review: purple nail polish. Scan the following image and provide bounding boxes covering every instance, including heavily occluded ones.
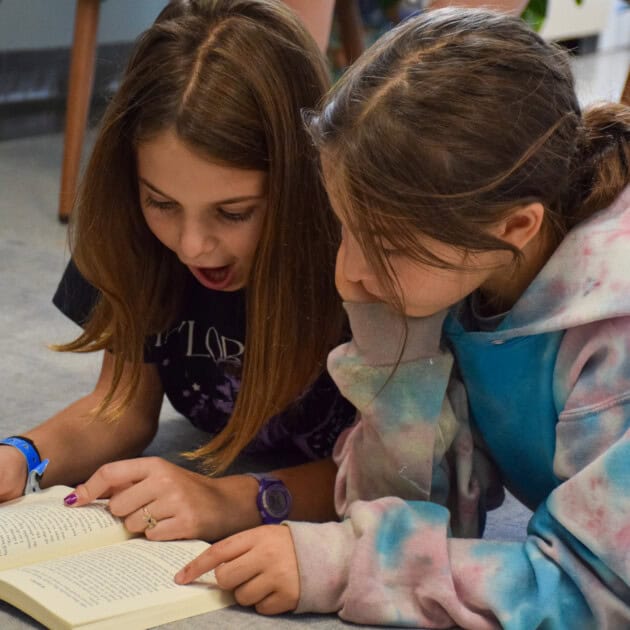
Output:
[64,493,78,506]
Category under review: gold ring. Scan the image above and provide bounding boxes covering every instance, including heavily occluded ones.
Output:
[142,506,158,530]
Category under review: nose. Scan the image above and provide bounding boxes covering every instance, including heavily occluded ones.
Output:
[179,217,218,262]
[339,227,370,284]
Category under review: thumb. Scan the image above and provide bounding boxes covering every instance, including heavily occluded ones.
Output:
[63,460,136,507]
[63,482,93,507]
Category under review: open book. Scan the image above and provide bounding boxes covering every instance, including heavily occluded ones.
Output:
[0,486,233,629]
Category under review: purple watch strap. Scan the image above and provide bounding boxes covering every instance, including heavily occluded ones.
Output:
[246,473,292,525]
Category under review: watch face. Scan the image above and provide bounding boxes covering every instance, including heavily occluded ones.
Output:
[261,483,291,518]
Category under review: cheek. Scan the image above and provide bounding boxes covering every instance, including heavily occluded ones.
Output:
[249,213,266,252]
[233,220,264,260]
[141,209,160,239]
[394,264,451,304]
[143,213,171,246]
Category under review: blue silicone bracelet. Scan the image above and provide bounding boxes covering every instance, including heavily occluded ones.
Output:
[0,436,42,473]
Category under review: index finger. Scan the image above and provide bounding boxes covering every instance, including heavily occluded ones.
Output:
[174,531,254,585]
[64,458,155,507]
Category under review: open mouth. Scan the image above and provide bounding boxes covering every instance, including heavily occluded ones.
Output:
[189,264,235,290]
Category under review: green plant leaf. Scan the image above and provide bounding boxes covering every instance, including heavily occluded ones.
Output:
[522,0,547,30]
[521,0,583,31]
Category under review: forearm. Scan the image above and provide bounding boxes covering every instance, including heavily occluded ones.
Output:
[222,458,338,530]
[24,393,158,487]
[330,303,455,512]
[273,457,338,522]
[291,432,630,626]
[20,353,164,488]
[178,458,338,541]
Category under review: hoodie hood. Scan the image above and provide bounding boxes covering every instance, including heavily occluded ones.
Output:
[483,185,630,340]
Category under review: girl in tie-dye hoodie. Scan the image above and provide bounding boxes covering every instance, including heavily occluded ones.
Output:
[176,8,630,627]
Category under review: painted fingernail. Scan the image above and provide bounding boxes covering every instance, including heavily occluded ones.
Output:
[63,493,78,506]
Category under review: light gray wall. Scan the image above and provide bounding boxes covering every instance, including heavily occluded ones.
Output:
[0,0,166,51]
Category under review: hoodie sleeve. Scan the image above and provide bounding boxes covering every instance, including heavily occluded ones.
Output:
[328,302,460,513]
[287,315,630,628]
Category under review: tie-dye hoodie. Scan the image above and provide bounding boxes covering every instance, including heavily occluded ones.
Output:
[286,185,630,628]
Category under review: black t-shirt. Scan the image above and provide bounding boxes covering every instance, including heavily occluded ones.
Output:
[53,260,355,459]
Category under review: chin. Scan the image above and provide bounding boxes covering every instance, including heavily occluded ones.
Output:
[403,305,441,318]
[227,272,247,292]
[224,283,245,292]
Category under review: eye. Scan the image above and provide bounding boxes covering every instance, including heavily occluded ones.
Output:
[383,247,401,258]
[144,195,178,212]
[217,207,256,223]
[378,238,403,259]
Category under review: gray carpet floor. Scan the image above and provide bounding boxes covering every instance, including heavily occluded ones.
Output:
[1,46,628,629]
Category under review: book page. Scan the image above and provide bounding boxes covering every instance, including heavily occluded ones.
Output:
[0,486,131,570]
[0,538,233,629]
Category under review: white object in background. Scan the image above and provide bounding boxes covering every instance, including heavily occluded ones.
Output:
[598,0,630,52]
[539,0,614,41]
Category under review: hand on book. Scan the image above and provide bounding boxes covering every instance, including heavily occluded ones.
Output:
[64,456,261,541]
[174,524,300,615]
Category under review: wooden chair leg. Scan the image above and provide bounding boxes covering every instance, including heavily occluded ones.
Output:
[621,68,630,106]
[58,0,100,223]
[335,0,364,67]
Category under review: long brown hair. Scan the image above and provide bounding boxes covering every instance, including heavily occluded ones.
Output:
[308,8,630,310]
[60,0,343,472]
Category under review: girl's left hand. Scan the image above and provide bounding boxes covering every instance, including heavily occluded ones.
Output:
[175,525,300,615]
[64,457,261,542]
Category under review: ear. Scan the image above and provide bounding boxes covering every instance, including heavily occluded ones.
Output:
[491,202,545,251]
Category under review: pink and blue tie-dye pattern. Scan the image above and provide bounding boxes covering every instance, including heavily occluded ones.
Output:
[286,186,630,627]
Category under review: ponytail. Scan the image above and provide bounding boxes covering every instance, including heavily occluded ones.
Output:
[569,103,630,228]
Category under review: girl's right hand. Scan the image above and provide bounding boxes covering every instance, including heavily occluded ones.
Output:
[0,445,29,502]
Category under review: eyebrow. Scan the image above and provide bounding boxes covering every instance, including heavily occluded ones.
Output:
[139,178,265,205]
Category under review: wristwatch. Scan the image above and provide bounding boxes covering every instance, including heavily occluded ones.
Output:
[246,473,292,525]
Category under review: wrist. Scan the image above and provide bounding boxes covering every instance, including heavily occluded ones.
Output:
[0,443,29,490]
[0,436,49,494]
[287,520,354,613]
[239,474,264,527]
[245,473,293,525]
[212,474,262,535]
